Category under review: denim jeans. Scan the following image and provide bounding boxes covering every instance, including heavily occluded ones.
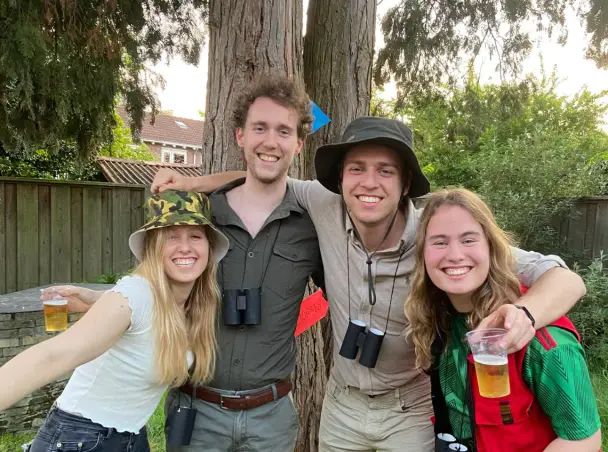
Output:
[26,405,150,452]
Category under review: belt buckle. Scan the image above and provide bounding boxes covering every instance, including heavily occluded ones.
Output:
[219,393,241,410]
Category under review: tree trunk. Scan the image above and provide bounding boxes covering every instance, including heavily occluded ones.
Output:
[202,0,304,174]
[293,1,376,451]
[303,0,376,179]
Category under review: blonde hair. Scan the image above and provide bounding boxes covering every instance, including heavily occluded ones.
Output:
[405,188,521,371]
[135,225,220,386]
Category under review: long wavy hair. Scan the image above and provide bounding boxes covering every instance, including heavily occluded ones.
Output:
[405,188,522,371]
[135,225,220,386]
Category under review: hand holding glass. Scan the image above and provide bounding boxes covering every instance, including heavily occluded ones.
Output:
[465,328,510,398]
[41,289,68,332]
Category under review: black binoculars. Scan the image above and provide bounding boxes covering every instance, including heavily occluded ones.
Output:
[223,288,262,326]
[339,320,385,369]
[435,433,468,452]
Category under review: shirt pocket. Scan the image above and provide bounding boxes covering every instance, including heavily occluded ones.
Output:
[264,243,315,299]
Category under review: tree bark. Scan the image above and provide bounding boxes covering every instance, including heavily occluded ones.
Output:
[202,0,304,175]
[293,2,376,451]
[303,0,376,179]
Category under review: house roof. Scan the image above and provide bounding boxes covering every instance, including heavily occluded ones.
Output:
[97,157,203,185]
[116,106,204,149]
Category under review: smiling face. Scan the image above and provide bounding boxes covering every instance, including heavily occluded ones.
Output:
[162,225,210,286]
[340,144,405,229]
[236,97,303,185]
[423,205,490,309]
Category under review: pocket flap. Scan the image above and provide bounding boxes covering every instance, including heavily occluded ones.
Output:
[273,243,308,262]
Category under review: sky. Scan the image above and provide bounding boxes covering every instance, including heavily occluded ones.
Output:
[151,2,607,124]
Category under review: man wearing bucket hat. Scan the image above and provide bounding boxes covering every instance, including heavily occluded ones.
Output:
[177,115,585,450]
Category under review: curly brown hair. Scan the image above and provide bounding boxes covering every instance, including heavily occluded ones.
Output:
[232,75,313,139]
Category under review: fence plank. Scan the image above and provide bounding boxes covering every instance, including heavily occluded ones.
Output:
[82,186,103,282]
[5,183,17,293]
[0,183,5,294]
[38,185,52,285]
[130,190,144,269]
[50,185,71,283]
[101,187,113,276]
[16,184,39,290]
[70,187,83,283]
[112,188,131,275]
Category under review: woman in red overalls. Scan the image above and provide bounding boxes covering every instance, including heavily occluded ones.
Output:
[405,188,601,452]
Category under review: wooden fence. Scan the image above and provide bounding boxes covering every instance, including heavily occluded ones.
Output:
[0,177,148,295]
[2,177,608,295]
[556,196,608,262]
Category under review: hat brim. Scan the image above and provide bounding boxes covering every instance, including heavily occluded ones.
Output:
[314,136,430,198]
[128,214,229,264]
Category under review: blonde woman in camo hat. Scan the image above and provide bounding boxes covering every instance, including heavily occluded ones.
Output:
[0,190,229,452]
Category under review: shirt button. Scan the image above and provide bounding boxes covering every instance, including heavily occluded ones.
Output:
[248,252,255,258]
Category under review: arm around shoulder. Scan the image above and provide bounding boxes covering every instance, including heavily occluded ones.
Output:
[512,247,586,328]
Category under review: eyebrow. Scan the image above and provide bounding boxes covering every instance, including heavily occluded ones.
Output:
[251,120,294,131]
[428,231,482,240]
[344,159,399,169]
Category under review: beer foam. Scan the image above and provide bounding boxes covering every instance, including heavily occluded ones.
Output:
[473,354,507,366]
[43,299,67,306]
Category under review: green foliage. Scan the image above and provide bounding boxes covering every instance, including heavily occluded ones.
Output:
[572,255,608,369]
[397,68,608,250]
[376,0,608,97]
[0,1,207,158]
[591,369,608,451]
[0,110,154,180]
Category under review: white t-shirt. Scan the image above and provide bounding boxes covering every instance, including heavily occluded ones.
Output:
[56,275,193,432]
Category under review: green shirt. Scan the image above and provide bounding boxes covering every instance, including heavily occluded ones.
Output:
[440,312,601,445]
[208,178,323,390]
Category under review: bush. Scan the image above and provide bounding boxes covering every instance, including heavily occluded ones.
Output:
[571,254,608,368]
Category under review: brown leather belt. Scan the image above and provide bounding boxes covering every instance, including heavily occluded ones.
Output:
[180,379,292,411]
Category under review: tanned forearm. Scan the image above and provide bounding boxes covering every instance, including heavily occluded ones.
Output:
[518,267,586,329]
[189,171,247,194]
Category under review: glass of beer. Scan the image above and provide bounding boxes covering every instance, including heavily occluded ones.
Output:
[465,328,510,398]
[42,297,68,332]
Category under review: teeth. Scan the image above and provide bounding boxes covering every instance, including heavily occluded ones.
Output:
[174,259,196,267]
[259,154,278,162]
[445,267,470,276]
[358,196,380,203]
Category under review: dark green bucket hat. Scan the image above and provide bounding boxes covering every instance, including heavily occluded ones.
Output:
[314,116,430,198]
[128,190,229,262]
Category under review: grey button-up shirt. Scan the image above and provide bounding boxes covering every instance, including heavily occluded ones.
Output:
[288,179,567,396]
[207,179,322,390]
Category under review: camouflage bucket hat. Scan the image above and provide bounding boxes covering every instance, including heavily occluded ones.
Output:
[128,190,229,263]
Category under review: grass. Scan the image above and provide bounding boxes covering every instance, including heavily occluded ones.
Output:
[0,394,167,452]
[0,373,606,451]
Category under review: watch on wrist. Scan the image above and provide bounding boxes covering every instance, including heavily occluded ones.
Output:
[515,305,535,328]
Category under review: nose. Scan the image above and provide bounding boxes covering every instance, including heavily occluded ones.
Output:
[446,243,465,262]
[263,130,278,149]
[175,236,191,253]
[360,168,379,189]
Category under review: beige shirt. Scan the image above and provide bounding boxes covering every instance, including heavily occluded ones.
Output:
[288,179,566,395]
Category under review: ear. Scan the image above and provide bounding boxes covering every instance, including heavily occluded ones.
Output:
[295,137,303,155]
[236,128,245,148]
